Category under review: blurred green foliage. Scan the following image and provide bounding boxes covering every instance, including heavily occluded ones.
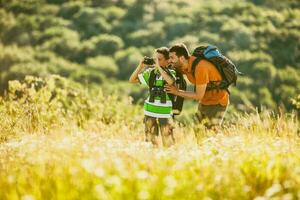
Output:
[0,75,142,141]
[0,0,299,112]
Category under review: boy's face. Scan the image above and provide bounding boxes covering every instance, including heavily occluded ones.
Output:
[156,53,169,67]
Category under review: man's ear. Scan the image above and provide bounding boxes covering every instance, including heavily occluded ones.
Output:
[179,56,185,63]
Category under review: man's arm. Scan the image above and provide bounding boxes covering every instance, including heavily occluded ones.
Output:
[165,84,206,102]
[129,61,144,84]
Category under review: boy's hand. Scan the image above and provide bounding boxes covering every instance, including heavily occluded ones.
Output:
[155,57,160,70]
[138,60,145,69]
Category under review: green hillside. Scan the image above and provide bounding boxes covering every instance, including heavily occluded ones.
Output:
[1,0,299,112]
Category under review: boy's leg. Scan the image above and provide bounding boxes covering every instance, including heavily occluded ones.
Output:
[144,116,159,146]
[159,118,175,147]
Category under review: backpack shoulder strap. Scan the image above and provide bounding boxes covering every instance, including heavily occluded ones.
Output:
[162,67,172,77]
[148,69,156,89]
[162,67,176,82]
[191,57,202,77]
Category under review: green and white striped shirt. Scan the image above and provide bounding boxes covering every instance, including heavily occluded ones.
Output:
[138,68,176,118]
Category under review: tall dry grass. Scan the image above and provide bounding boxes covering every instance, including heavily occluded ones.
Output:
[0,76,299,200]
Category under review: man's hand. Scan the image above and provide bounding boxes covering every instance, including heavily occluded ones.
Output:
[165,83,207,101]
[165,84,179,95]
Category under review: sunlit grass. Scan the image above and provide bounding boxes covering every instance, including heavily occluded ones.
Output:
[0,76,299,199]
[0,110,299,200]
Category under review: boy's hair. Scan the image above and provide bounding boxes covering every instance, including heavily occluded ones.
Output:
[169,43,190,59]
[156,47,169,59]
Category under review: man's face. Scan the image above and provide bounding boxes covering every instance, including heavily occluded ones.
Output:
[156,53,169,67]
[169,52,182,71]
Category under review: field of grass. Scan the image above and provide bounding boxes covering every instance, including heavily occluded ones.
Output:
[0,76,299,200]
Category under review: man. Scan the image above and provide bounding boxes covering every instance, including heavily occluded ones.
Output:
[165,43,228,129]
[129,47,176,147]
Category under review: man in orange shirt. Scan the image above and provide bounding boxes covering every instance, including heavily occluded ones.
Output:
[165,43,229,128]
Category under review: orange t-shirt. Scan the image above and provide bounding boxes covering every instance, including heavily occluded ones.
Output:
[183,56,229,106]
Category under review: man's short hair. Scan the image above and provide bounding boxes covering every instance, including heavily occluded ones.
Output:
[169,43,190,59]
[156,47,169,59]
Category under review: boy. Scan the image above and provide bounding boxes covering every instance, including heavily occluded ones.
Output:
[129,47,176,147]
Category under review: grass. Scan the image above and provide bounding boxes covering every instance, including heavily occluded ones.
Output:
[0,110,299,200]
[0,76,299,200]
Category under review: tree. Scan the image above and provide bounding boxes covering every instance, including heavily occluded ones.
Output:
[0,9,16,40]
[115,47,142,80]
[58,1,85,19]
[85,34,124,56]
[86,56,119,77]
[73,7,111,39]
[39,27,81,61]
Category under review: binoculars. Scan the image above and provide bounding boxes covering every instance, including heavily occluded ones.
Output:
[149,87,166,103]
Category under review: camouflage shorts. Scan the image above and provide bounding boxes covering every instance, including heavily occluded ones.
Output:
[195,104,227,129]
[144,116,174,146]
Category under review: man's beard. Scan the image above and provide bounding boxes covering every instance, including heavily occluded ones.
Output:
[171,62,183,72]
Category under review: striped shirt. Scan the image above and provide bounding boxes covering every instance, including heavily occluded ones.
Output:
[138,67,176,118]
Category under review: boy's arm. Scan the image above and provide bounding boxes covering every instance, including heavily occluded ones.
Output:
[129,60,145,84]
[156,58,175,85]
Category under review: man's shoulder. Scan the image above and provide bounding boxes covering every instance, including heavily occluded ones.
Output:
[198,59,214,68]
[189,56,213,67]
[192,58,215,75]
